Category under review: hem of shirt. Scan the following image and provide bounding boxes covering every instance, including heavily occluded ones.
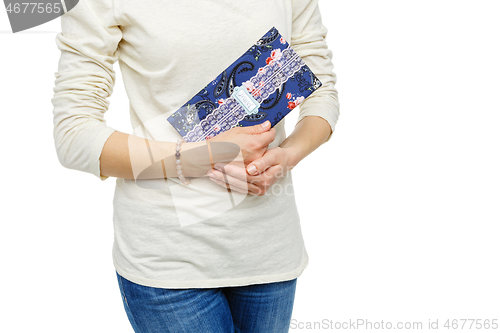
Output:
[112,255,309,289]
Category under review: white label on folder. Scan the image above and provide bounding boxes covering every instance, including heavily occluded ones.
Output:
[232,86,260,115]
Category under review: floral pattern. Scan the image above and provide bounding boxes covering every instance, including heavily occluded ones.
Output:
[266,48,282,66]
[286,93,305,110]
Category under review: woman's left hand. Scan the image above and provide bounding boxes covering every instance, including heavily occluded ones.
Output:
[206,147,293,196]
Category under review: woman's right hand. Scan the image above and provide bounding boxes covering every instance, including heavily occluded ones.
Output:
[207,120,276,165]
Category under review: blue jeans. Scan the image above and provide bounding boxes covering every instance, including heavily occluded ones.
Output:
[116,271,297,333]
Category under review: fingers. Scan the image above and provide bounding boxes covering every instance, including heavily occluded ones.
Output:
[207,162,282,196]
[239,121,276,151]
[209,177,260,195]
[212,162,248,182]
[246,149,276,175]
[254,127,276,148]
[207,168,261,193]
[242,120,271,135]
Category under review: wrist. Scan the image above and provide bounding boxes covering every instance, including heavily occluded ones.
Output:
[177,141,212,178]
[147,140,209,179]
[282,146,301,171]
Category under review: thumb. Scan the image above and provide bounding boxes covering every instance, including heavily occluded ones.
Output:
[246,153,273,176]
[242,120,271,135]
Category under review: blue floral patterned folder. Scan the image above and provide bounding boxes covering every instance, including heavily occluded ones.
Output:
[167,27,322,142]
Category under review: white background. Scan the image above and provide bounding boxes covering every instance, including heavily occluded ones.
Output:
[1,1,499,332]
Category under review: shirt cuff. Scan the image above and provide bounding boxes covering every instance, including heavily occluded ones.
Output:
[295,94,340,143]
[90,127,117,181]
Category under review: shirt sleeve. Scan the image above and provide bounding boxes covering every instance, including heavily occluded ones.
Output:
[291,0,340,143]
[51,0,121,181]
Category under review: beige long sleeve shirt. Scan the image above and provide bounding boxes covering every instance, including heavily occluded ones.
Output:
[52,0,339,288]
